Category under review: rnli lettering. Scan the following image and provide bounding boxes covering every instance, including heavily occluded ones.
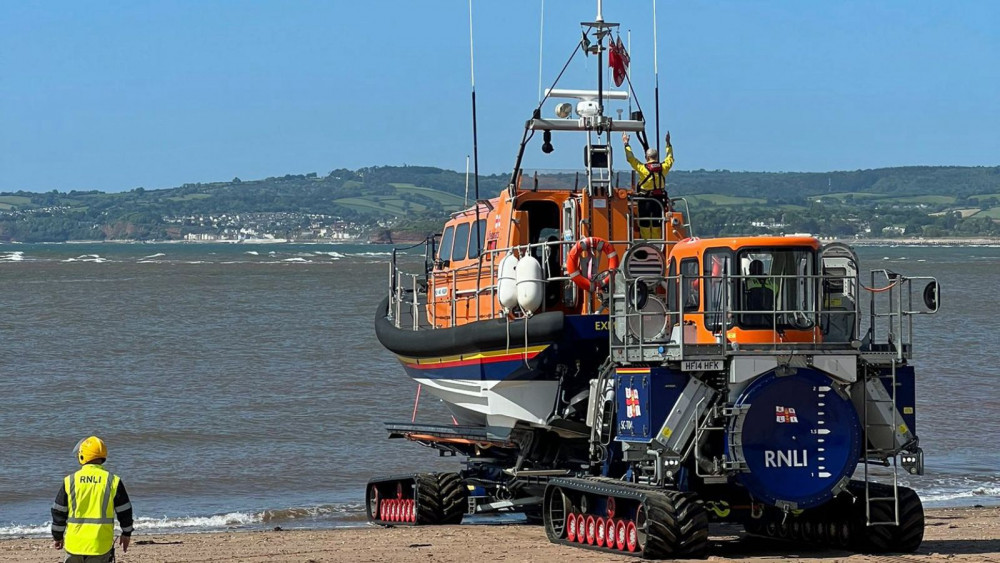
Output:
[764,450,808,468]
[595,321,609,331]
[80,475,102,484]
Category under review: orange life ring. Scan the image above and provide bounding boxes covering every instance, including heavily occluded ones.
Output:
[566,237,620,292]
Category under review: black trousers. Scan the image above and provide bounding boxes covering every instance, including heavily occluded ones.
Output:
[65,550,114,563]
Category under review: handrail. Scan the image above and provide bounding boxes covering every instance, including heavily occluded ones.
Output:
[607,268,934,361]
[384,236,937,366]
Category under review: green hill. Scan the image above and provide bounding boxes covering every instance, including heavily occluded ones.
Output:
[1,165,998,242]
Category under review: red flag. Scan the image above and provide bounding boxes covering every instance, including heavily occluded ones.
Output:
[617,37,630,71]
[609,37,629,87]
[608,41,621,86]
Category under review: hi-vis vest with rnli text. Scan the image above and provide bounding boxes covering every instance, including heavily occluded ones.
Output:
[63,464,120,556]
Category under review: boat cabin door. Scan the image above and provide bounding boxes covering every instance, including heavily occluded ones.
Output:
[820,242,860,343]
[562,198,580,307]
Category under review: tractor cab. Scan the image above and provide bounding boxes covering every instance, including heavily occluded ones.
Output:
[610,235,838,363]
[672,236,824,346]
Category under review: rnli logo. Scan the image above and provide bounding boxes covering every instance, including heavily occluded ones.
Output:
[775,406,798,424]
[764,449,809,468]
[624,388,641,418]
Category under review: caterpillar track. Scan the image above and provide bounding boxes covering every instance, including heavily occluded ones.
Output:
[542,477,709,559]
[366,473,468,526]
[743,481,924,553]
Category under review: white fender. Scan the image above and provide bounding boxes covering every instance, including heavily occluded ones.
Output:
[516,255,545,314]
[497,253,519,310]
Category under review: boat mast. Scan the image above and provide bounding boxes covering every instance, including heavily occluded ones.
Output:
[596,0,604,117]
[512,1,645,198]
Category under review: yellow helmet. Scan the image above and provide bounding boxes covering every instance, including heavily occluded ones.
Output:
[75,436,108,465]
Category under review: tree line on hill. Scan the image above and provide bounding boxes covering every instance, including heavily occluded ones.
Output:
[0,164,998,242]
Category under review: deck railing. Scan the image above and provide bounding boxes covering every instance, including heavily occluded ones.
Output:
[607,269,938,363]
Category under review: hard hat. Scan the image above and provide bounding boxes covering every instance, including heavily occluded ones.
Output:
[75,436,108,465]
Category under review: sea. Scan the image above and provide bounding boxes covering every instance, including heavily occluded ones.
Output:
[1,241,998,537]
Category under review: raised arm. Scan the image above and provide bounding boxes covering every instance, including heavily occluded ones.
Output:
[622,132,642,172]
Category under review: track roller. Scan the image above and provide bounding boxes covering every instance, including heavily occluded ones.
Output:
[366,472,469,526]
[542,477,708,559]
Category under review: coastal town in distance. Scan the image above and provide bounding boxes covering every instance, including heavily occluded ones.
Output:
[1,164,998,244]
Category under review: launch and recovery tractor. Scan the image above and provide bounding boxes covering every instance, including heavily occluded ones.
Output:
[368,1,940,558]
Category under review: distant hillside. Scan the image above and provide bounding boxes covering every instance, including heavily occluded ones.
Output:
[671,166,1000,200]
[1,164,998,242]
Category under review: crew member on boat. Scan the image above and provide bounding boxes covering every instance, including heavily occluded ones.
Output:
[622,132,673,239]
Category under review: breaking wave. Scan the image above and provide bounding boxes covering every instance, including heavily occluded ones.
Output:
[0,503,366,538]
[63,254,107,263]
[919,486,1000,505]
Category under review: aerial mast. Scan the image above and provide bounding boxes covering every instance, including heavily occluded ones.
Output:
[596,0,604,116]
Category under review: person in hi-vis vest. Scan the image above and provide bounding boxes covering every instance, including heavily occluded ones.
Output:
[622,131,674,239]
[51,436,133,563]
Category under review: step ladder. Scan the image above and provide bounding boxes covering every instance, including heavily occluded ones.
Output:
[585,144,612,196]
[862,360,900,526]
[588,360,617,464]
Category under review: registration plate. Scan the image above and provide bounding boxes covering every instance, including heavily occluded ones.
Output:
[681,360,723,372]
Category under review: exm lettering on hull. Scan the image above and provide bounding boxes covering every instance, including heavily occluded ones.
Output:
[764,450,809,468]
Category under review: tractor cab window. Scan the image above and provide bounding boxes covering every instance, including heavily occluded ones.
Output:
[680,258,700,312]
[738,248,816,330]
[666,258,678,312]
[703,249,733,331]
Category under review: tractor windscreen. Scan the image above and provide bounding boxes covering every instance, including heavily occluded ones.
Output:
[737,248,817,330]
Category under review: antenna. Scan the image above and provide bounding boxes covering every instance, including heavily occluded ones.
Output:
[465,155,470,207]
[653,0,661,156]
[537,0,545,103]
[468,0,481,249]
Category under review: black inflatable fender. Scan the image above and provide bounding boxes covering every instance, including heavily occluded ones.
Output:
[374,296,565,358]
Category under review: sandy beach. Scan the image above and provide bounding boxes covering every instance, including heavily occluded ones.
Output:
[3,506,998,562]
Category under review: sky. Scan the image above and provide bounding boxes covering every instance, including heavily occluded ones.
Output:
[1,1,997,193]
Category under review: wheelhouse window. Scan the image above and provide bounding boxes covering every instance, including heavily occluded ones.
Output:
[451,222,471,262]
[438,225,455,262]
[737,247,817,330]
[468,219,487,259]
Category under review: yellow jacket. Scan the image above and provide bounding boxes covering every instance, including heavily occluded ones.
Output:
[62,464,121,556]
[625,144,674,192]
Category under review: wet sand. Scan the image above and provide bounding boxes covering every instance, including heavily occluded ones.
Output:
[3,506,998,562]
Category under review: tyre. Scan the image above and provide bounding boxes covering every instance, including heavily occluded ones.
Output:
[640,491,709,559]
[414,474,443,524]
[848,482,924,553]
[436,472,468,524]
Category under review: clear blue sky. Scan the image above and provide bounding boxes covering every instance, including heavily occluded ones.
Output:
[1,1,997,193]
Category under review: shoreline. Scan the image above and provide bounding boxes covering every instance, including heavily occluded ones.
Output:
[2,237,999,247]
[3,506,998,562]
[841,236,1000,247]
